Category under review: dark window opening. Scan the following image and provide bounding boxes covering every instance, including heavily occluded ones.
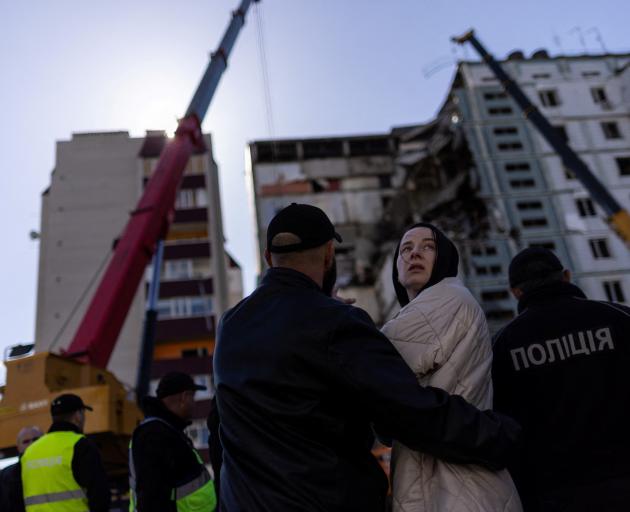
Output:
[517,201,543,211]
[589,238,611,258]
[303,140,344,159]
[484,92,509,100]
[532,73,551,79]
[576,198,596,217]
[488,107,513,115]
[602,122,622,140]
[591,87,608,104]
[493,126,518,136]
[510,178,536,188]
[486,310,515,321]
[255,142,298,163]
[616,157,630,176]
[505,162,531,172]
[603,281,625,302]
[348,138,390,156]
[522,217,548,227]
[182,347,209,358]
[539,89,560,107]
[498,142,524,151]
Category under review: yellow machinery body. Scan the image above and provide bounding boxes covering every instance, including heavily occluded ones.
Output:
[0,352,143,479]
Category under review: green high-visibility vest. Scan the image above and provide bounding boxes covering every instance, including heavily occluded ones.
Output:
[21,431,88,512]
[129,417,216,512]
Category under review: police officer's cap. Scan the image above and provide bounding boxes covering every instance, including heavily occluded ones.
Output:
[156,372,206,399]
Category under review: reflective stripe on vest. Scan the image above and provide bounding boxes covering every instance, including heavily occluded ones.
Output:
[129,417,216,512]
[24,489,87,506]
[21,431,88,512]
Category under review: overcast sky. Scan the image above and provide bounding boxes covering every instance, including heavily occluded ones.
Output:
[1,0,628,384]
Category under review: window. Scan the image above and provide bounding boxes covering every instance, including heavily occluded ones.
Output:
[481,290,510,301]
[575,197,596,217]
[488,107,513,115]
[616,157,630,176]
[589,238,611,259]
[539,90,560,107]
[591,87,608,104]
[164,260,193,280]
[156,296,213,319]
[484,92,508,100]
[532,73,551,80]
[517,201,543,211]
[471,245,497,256]
[554,125,569,143]
[182,347,209,358]
[482,76,498,83]
[564,167,576,180]
[498,142,524,151]
[582,71,601,78]
[602,122,622,140]
[475,265,502,276]
[505,162,531,172]
[522,218,548,227]
[303,140,344,159]
[529,241,556,250]
[603,281,626,302]
[493,126,518,136]
[510,178,536,188]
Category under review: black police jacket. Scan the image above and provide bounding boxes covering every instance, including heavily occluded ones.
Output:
[131,397,207,512]
[214,267,520,512]
[492,281,630,508]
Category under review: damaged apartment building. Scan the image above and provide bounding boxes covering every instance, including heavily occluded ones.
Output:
[247,50,630,330]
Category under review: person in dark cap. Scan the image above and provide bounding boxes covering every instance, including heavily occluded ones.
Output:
[493,247,630,511]
[129,372,216,511]
[20,393,110,511]
[214,203,520,512]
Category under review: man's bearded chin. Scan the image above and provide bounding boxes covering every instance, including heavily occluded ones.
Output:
[322,258,337,297]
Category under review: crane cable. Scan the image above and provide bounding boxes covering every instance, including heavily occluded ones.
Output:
[254,2,278,161]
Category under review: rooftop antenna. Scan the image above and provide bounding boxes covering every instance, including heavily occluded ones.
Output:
[569,27,588,53]
[587,27,608,54]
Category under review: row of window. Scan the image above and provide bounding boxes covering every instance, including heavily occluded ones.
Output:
[156,296,213,320]
[493,121,623,147]
[482,70,604,83]
[486,86,611,117]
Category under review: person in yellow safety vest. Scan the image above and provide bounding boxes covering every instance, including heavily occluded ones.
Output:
[21,393,110,511]
[129,372,216,512]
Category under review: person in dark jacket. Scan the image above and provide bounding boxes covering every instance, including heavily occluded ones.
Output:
[492,247,630,511]
[129,372,216,512]
[0,426,42,512]
[214,203,520,512]
[21,393,110,511]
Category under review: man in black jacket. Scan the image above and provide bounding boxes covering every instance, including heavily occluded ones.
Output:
[214,203,520,512]
[0,426,42,512]
[21,394,110,511]
[492,247,630,511]
[130,372,216,511]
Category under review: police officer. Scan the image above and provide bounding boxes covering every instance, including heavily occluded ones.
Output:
[129,372,216,511]
[492,247,630,511]
[21,394,110,511]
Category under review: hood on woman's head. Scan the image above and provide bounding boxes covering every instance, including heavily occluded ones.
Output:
[392,222,459,307]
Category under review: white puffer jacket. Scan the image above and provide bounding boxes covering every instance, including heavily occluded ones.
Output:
[381,277,522,512]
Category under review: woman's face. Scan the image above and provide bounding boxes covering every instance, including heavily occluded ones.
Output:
[396,227,437,299]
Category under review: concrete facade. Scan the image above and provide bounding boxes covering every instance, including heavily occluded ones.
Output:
[35,131,242,394]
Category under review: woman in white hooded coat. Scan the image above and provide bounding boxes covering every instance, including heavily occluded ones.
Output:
[381,223,521,512]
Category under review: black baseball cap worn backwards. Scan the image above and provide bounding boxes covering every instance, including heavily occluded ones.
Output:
[267,203,342,253]
[156,372,206,399]
[51,394,93,416]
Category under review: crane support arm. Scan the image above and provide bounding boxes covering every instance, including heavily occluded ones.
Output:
[65,0,258,368]
[452,30,630,244]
